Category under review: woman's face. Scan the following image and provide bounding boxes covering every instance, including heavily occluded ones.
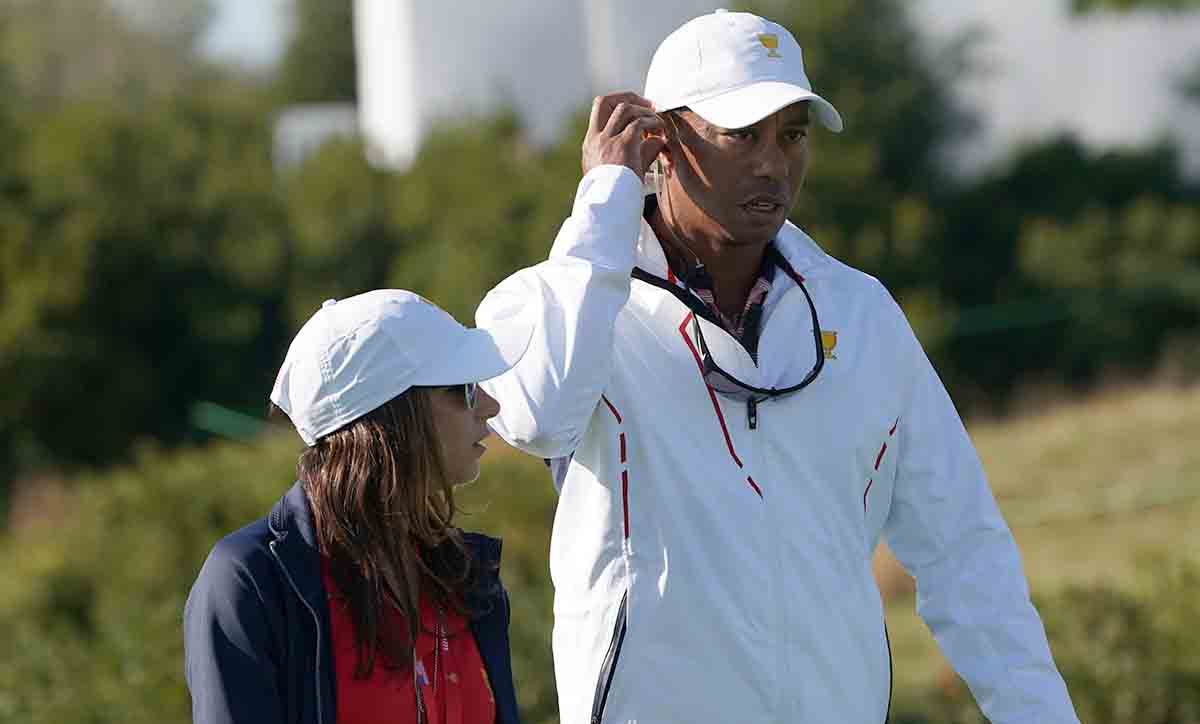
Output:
[428,384,502,485]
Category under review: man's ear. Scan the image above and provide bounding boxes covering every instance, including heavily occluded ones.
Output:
[658,112,685,175]
[656,148,673,175]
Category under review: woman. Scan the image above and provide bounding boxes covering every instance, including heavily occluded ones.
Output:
[184,290,533,724]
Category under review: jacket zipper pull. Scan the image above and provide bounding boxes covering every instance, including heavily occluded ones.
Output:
[747,398,758,430]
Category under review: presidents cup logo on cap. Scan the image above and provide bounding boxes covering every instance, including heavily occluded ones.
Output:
[757,33,782,58]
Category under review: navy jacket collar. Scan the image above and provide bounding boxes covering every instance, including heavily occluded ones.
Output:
[268,481,326,618]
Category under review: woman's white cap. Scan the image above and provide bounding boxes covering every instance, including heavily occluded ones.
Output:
[644,9,843,132]
[270,290,532,445]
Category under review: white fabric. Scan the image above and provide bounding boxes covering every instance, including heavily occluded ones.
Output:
[271,289,532,445]
[644,10,843,132]
[477,165,1079,723]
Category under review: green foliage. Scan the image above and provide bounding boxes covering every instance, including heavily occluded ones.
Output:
[276,0,358,103]
[0,434,297,723]
[0,0,209,111]
[280,113,581,326]
[1041,554,1200,724]
[1019,194,1200,377]
[928,137,1200,403]
[378,113,583,322]
[0,86,290,470]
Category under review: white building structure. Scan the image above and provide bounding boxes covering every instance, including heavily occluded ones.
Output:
[914,0,1200,176]
[353,0,717,171]
[240,0,1199,175]
[273,103,359,172]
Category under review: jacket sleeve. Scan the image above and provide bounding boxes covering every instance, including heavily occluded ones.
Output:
[476,164,644,459]
[881,294,1079,724]
[183,541,285,724]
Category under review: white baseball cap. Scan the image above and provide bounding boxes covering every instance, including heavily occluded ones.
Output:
[270,290,533,445]
[644,9,843,133]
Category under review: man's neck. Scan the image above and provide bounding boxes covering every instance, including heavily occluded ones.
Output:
[648,205,770,320]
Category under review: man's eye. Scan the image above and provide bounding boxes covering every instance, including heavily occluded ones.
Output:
[725,130,754,141]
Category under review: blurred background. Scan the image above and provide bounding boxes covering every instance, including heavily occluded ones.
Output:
[0,0,1198,721]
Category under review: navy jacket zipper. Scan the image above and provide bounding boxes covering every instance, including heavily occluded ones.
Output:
[270,540,324,724]
[590,592,629,724]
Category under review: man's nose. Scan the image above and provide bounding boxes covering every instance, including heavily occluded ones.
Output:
[751,138,789,180]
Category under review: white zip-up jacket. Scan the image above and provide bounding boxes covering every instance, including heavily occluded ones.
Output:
[477,166,1079,723]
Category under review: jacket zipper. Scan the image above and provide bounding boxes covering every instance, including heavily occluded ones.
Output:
[270,540,324,724]
[884,621,893,723]
[590,591,629,724]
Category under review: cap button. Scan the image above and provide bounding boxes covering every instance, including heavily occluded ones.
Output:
[714,7,728,12]
[322,298,338,309]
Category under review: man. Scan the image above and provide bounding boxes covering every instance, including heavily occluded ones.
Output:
[478,9,1079,723]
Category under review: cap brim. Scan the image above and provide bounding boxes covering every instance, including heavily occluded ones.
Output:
[409,311,534,387]
[688,81,843,133]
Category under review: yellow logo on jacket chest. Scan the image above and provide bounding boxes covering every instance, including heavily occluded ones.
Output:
[821,330,838,359]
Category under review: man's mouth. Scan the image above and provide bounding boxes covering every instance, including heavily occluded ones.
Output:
[741,195,787,215]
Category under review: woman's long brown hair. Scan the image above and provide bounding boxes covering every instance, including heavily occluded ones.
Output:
[279,389,472,677]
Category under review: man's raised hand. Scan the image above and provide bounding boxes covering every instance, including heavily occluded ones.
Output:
[581,92,667,177]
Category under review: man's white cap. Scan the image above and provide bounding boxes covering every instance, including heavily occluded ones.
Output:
[270,290,532,446]
[644,9,843,132]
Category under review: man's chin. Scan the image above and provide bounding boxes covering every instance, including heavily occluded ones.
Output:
[723,219,786,247]
[724,206,789,243]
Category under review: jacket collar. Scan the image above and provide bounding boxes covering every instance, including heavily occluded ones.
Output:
[462,532,505,617]
[269,481,321,549]
[267,481,326,614]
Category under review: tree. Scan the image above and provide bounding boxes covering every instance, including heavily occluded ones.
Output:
[107,0,213,48]
[276,0,357,103]
[0,87,287,474]
[0,0,211,111]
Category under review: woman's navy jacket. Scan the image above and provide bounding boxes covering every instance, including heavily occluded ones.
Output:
[183,481,521,724]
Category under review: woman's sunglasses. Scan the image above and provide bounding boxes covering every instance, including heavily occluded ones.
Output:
[441,382,479,410]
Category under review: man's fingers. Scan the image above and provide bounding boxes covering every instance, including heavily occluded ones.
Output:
[603,103,660,138]
[588,92,653,136]
[581,93,661,175]
[619,114,666,138]
[639,133,670,174]
[587,95,609,136]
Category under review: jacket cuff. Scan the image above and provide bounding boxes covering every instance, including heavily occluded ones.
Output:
[551,165,644,271]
